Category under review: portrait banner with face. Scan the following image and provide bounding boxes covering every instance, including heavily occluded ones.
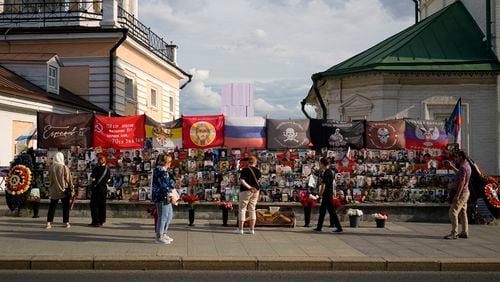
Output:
[366,120,405,150]
[145,117,182,149]
[37,112,94,149]
[93,114,145,149]
[310,119,364,149]
[182,115,224,149]
[266,119,310,149]
[405,119,448,149]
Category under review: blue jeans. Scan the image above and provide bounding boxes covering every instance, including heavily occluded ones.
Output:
[155,203,173,239]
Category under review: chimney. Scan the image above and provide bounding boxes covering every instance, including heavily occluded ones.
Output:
[100,0,118,28]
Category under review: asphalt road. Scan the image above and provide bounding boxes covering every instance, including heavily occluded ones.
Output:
[0,271,498,282]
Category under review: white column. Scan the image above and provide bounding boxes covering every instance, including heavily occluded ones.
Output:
[100,0,118,28]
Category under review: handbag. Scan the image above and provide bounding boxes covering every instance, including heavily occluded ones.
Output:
[169,188,180,206]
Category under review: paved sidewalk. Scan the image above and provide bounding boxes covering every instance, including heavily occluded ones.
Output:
[0,216,499,271]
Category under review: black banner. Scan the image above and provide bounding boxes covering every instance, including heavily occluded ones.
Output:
[37,112,93,149]
[310,119,364,149]
[267,119,310,149]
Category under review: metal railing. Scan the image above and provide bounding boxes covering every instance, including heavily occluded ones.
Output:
[0,1,103,24]
[0,1,175,63]
[117,5,175,63]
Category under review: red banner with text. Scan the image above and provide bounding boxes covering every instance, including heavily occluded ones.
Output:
[93,115,145,149]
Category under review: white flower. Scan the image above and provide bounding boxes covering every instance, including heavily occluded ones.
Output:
[347,208,363,216]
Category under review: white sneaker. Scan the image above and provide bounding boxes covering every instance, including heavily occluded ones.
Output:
[163,234,174,242]
[249,229,255,235]
[234,229,244,235]
[155,238,171,244]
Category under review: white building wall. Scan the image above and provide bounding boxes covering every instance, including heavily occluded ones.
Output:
[0,108,36,167]
[0,95,81,166]
[324,75,499,175]
[115,58,180,120]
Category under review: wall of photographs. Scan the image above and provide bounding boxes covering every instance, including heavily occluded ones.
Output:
[30,145,456,205]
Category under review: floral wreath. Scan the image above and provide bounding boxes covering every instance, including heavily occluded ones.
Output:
[484,179,500,208]
[6,165,32,195]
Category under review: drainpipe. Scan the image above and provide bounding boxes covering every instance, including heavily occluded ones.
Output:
[180,74,192,89]
[300,98,312,119]
[109,30,127,112]
[486,0,492,51]
[313,78,328,120]
[412,0,419,24]
[301,76,327,120]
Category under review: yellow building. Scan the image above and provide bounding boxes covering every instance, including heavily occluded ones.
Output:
[0,0,191,165]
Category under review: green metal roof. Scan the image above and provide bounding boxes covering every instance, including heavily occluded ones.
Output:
[312,1,500,80]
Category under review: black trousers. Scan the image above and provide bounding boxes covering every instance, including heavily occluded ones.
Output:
[31,201,39,217]
[316,197,342,230]
[47,197,70,223]
[90,191,107,225]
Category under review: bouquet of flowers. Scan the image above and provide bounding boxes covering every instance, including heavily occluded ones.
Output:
[182,194,199,209]
[331,197,344,209]
[346,208,363,217]
[372,212,389,220]
[215,199,233,210]
[299,194,318,208]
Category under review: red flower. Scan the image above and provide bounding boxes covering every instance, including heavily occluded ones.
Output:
[299,195,318,208]
[332,197,344,209]
[182,194,199,203]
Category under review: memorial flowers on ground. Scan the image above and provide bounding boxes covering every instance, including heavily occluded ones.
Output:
[182,194,199,209]
[372,212,389,220]
[299,194,318,208]
[346,208,363,217]
[215,199,233,210]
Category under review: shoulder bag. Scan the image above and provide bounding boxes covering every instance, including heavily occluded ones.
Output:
[248,167,260,191]
[93,166,109,192]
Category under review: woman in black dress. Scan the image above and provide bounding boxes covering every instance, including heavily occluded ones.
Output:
[89,156,110,227]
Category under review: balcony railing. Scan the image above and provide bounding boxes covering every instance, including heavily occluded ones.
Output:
[0,1,103,24]
[0,1,175,63]
[117,6,175,63]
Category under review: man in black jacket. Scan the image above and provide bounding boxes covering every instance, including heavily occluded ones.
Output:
[313,157,343,233]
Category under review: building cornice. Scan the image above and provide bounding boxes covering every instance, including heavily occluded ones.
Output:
[121,39,187,80]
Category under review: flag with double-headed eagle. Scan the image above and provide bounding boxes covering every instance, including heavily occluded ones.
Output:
[405,119,448,149]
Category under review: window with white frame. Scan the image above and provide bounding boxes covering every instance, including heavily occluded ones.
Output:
[125,77,135,100]
[48,65,58,89]
[169,96,174,112]
[150,88,157,108]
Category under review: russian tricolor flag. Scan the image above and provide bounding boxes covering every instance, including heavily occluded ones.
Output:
[224,117,266,149]
[445,98,462,148]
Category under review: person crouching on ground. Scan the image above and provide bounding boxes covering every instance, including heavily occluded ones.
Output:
[46,152,73,229]
[237,156,261,235]
[443,150,471,239]
[152,154,175,244]
[313,157,343,233]
[89,156,110,227]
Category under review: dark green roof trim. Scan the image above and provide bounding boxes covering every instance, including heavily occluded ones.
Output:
[312,1,500,81]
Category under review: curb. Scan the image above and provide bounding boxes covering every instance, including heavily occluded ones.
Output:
[0,256,500,271]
